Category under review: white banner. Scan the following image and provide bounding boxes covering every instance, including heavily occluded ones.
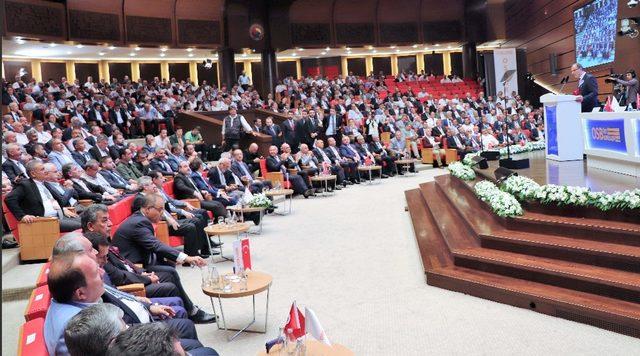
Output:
[493,48,518,96]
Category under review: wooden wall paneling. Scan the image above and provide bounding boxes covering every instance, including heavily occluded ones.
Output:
[251,61,264,95]
[277,61,297,80]
[420,0,465,21]
[3,61,33,82]
[197,63,219,88]
[372,57,391,76]
[109,63,132,82]
[169,63,190,82]
[74,63,99,84]
[66,0,124,44]
[123,0,176,46]
[175,0,223,47]
[289,0,333,46]
[139,63,161,81]
[40,62,66,83]
[377,0,420,44]
[346,58,366,77]
[3,0,66,41]
[333,0,377,46]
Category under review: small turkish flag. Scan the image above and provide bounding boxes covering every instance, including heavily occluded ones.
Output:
[284,301,305,341]
[241,238,251,270]
[604,96,613,112]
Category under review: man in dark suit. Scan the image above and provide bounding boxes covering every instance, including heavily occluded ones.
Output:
[112,193,207,268]
[445,129,471,160]
[80,203,215,325]
[262,117,283,148]
[150,148,175,175]
[2,143,28,184]
[230,149,271,193]
[70,139,93,167]
[61,163,117,203]
[355,136,390,178]
[571,63,599,112]
[312,139,346,187]
[324,137,358,183]
[99,156,139,192]
[88,134,112,161]
[266,145,313,197]
[280,112,298,150]
[173,161,227,218]
[4,160,81,232]
[368,136,397,176]
[42,162,85,214]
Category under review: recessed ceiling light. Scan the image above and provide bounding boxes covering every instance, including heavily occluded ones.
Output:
[395,49,400,53]
[390,45,396,49]
[292,53,297,57]
[188,53,194,57]
[160,47,168,52]
[160,53,166,57]
[346,47,351,51]
[325,47,330,51]
[372,50,377,53]
[134,46,141,51]
[241,53,247,57]
[108,46,116,50]
[99,52,105,56]
[129,52,136,56]
[434,44,440,47]
[66,51,72,55]
[321,51,326,55]
[76,44,84,48]
[298,48,304,51]
[15,39,25,45]
[49,43,57,47]
[447,46,452,49]
[186,48,194,52]
[347,50,351,54]
[412,44,418,48]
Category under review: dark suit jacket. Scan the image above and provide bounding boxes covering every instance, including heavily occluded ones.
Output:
[4,179,46,220]
[150,158,174,175]
[112,211,181,266]
[99,169,129,189]
[71,150,93,167]
[2,159,26,182]
[579,73,599,113]
[172,173,199,199]
[261,125,282,147]
[446,136,465,150]
[44,182,79,208]
[101,289,150,325]
[207,167,236,189]
[104,253,151,287]
[88,146,110,162]
[281,119,297,147]
[324,146,342,163]
[72,178,104,202]
[266,156,286,173]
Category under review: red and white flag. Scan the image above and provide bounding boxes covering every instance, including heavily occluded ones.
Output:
[284,301,305,341]
[305,307,331,345]
[232,238,251,272]
[604,96,613,112]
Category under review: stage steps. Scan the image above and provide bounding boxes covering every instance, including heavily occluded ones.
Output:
[406,174,640,338]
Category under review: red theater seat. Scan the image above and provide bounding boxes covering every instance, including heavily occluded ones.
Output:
[18,318,47,356]
[24,285,51,322]
[35,263,51,288]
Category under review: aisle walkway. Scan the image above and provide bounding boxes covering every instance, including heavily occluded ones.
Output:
[177,170,640,356]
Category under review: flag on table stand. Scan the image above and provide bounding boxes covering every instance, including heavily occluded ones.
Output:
[364,156,372,166]
[604,96,613,112]
[232,238,251,272]
[611,96,622,112]
[284,301,305,341]
[304,307,331,345]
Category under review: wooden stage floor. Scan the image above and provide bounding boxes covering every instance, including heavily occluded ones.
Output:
[479,150,639,193]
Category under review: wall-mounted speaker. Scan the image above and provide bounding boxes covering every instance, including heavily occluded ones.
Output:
[549,53,558,76]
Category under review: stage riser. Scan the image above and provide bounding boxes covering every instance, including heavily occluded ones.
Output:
[426,271,640,338]
[505,219,640,247]
[452,257,640,304]
[479,237,640,273]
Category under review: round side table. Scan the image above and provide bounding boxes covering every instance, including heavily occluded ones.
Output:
[204,222,251,262]
[310,175,337,196]
[357,165,382,184]
[227,205,266,234]
[264,189,294,215]
[202,270,272,341]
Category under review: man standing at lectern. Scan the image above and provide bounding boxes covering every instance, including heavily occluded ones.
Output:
[571,63,599,112]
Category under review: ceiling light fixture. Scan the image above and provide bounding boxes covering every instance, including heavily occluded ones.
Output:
[108,46,116,50]
[346,47,351,50]
[66,51,72,55]
[129,52,136,56]
[325,47,330,51]
[186,48,194,52]
[15,39,25,45]
[298,48,304,51]
[321,51,326,55]
[76,44,84,48]
[49,43,57,47]
[395,49,400,53]
[292,52,297,56]
[160,47,168,52]
[134,46,141,51]
[241,53,247,57]
[412,44,418,48]
[434,44,440,47]
[390,45,396,49]
[188,53,194,57]
[160,53,166,57]
[98,52,105,56]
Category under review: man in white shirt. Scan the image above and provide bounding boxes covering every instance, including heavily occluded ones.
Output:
[221,106,255,151]
[238,71,251,91]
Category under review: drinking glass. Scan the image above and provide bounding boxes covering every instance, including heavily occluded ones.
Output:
[208,265,220,290]
[223,275,234,292]
[200,266,211,288]
[217,216,224,225]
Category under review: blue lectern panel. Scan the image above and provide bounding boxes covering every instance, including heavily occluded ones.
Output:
[546,106,558,155]
[584,118,627,153]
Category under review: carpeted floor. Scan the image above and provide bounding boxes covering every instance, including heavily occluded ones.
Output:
[174,169,640,356]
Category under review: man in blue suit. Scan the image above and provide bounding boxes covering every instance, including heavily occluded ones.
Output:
[230,149,272,193]
[571,63,599,113]
[99,156,139,192]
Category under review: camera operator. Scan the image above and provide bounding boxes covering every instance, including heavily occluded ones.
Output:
[609,69,638,109]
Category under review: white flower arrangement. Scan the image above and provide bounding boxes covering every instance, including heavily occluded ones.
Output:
[462,151,481,166]
[247,193,272,208]
[447,162,476,180]
[499,141,546,156]
[474,180,523,217]
[501,175,541,201]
